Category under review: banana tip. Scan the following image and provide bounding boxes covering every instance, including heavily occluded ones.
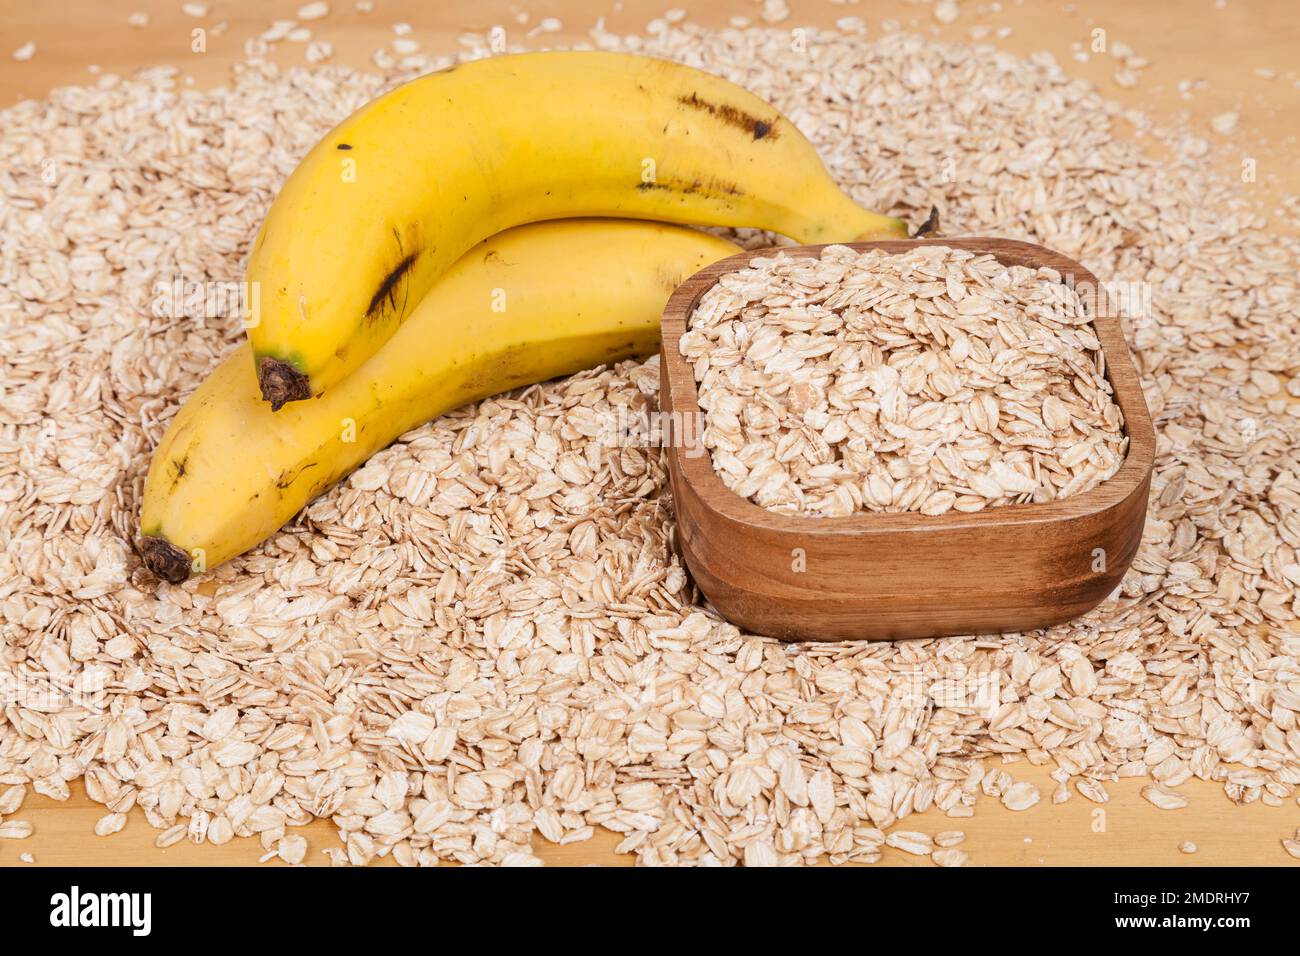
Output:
[258,356,312,410]
[913,206,940,238]
[141,536,191,583]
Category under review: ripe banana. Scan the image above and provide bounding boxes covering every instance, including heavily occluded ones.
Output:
[248,50,906,408]
[140,219,740,581]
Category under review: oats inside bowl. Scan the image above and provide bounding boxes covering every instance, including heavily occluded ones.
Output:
[681,244,1128,517]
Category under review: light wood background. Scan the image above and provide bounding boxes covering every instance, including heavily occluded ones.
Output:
[1,0,1297,866]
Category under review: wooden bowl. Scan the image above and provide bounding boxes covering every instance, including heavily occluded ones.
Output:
[659,238,1155,642]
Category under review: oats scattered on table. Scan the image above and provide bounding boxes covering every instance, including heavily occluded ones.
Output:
[155,824,187,849]
[278,834,309,865]
[885,831,933,855]
[1141,785,1189,810]
[1075,779,1110,804]
[932,847,968,867]
[1001,782,1041,812]
[0,786,25,816]
[1,19,1298,869]
[1210,111,1239,134]
[94,812,128,837]
[0,821,34,839]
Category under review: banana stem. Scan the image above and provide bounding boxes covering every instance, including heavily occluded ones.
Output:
[913,206,941,238]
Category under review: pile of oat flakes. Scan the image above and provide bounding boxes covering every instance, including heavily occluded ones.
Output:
[683,244,1128,517]
[1,24,1298,866]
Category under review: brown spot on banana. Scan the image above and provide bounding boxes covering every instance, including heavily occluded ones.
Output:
[275,461,318,490]
[636,175,744,198]
[676,92,778,141]
[365,251,418,323]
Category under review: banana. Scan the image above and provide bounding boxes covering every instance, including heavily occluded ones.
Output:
[248,50,906,408]
[140,219,740,581]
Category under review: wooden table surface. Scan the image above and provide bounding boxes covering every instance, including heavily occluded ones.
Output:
[2,0,1298,867]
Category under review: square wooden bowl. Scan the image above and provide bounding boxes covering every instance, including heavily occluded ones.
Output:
[659,238,1155,642]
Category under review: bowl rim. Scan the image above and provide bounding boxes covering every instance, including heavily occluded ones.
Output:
[660,236,1157,537]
